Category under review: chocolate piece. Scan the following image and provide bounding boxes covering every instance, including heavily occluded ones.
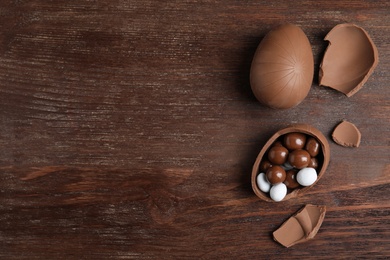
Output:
[332,120,361,147]
[251,124,330,202]
[305,137,320,157]
[259,159,272,173]
[267,145,289,165]
[284,169,300,189]
[272,141,283,147]
[266,166,286,185]
[256,173,271,193]
[283,133,307,151]
[250,24,314,109]
[273,204,326,248]
[308,157,318,169]
[269,183,287,202]
[319,23,379,97]
[288,149,310,169]
[296,167,317,186]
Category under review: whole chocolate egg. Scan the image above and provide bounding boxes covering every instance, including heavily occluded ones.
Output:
[250,24,314,109]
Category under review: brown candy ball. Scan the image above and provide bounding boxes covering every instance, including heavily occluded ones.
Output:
[305,137,320,157]
[308,157,318,169]
[272,141,283,147]
[259,159,272,173]
[288,149,311,169]
[266,165,286,184]
[267,145,289,165]
[283,133,307,151]
[284,170,300,189]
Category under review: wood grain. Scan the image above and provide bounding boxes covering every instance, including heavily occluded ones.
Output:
[0,0,389,259]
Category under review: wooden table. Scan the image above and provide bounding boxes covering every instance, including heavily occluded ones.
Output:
[0,1,389,259]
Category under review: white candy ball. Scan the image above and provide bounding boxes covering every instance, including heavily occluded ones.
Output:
[256,172,271,193]
[296,167,318,186]
[270,183,287,202]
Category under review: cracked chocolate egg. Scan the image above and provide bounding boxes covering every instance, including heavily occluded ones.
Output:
[250,24,314,109]
[251,124,330,202]
[319,23,379,97]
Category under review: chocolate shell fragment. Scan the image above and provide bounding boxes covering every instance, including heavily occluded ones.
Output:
[332,120,361,147]
[319,23,378,97]
[273,204,326,248]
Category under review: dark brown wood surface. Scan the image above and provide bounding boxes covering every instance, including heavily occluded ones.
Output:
[0,1,389,259]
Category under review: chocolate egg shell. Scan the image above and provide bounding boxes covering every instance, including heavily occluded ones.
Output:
[250,24,314,109]
[332,120,361,148]
[251,124,330,202]
[319,23,378,97]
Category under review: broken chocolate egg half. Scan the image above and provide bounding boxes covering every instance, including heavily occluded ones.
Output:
[319,23,379,97]
[250,24,314,109]
[251,124,330,202]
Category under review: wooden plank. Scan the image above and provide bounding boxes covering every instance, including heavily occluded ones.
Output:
[0,0,389,258]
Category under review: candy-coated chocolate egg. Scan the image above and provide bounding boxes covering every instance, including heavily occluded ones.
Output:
[272,141,283,147]
[296,167,317,186]
[266,165,286,184]
[268,146,289,165]
[270,183,287,202]
[305,137,320,157]
[308,157,318,169]
[283,133,307,150]
[288,149,310,169]
[256,172,271,193]
[259,159,272,173]
[284,170,300,189]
